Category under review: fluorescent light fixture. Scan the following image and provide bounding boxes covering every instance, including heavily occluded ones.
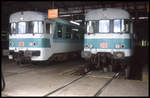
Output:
[138,17,148,19]
[60,14,71,17]
[132,17,148,20]
[74,20,82,22]
[70,20,80,25]
[72,29,79,31]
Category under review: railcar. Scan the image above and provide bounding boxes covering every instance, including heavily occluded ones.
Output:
[81,8,134,77]
[8,11,84,63]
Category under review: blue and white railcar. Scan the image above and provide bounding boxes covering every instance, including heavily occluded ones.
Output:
[8,11,84,63]
[82,8,133,74]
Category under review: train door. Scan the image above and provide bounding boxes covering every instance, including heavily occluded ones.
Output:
[46,22,54,48]
[46,22,53,35]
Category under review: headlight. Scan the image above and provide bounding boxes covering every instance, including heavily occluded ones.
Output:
[29,42,33,46]
[9,42,14,46]
[85,44,93,48]
[115,44,125,48]
[115,44,120,48]
[89,44,93,48]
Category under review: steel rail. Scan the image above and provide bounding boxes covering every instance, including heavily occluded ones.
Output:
[94,64,127,97]
[43,70,90,97]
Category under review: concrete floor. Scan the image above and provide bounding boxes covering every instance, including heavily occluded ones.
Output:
[1,57,149,96]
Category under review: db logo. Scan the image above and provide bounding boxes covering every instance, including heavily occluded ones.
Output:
[100,42,108,48]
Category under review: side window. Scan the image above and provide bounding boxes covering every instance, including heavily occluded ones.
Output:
[78,29,84,40]
[57,24,63,38]
[71,26,80,39]
[46,23,50,34]
[66,25,71,39]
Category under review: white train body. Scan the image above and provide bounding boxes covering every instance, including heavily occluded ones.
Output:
[82,8,133,60]
[8,11,84,61]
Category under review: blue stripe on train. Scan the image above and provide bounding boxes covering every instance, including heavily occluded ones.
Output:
[84,38,131,49]
[9,38,51,48]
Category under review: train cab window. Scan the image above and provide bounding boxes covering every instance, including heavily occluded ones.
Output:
[57,24,62,38]
[38,22,44,33]
[32,21,38,33]
[11,21,44,34]
[99,20,110,33]
[27,21,33,33]
[87,21,97,33]
[124,20,130,33]
[114,20,122,32]
[32,21,44,33]
[18,22,26,33]
[46,23,50,34]
[11,23,17,33]
[113,19,129,33]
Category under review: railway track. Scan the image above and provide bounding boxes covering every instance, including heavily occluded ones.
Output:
[3,60,127,96]
[43,64,91,97]
[43,74,88,97]
[43,64,127,97]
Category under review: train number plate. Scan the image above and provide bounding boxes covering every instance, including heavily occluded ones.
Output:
[18,42,24,46]
[100,42,108,48]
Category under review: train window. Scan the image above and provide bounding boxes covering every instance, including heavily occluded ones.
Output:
[38,22,44,33]
[124,20,129,33]
[114,20,121,32]
[66,33,71,39]
[66,25,71,33]
[12,21,44,34]
[113,19,129,33]
[46,23,50,34]
[99,20,110,33]
[87,21,97,33]
[18,22,26,33]
[66,26,71,39]
[57,24,62,38]
[71,26,80,39]
[32,21,44,33]
[11,23,17,33]
[27,21,34,33]
[32,21,39,33]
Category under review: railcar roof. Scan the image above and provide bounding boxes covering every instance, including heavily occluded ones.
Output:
[9,11,47,23]
[9,11,77,26]
[85,8,130,21]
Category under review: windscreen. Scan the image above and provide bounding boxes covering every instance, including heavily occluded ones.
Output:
[10,21,44,34]
[86,19,130,33]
